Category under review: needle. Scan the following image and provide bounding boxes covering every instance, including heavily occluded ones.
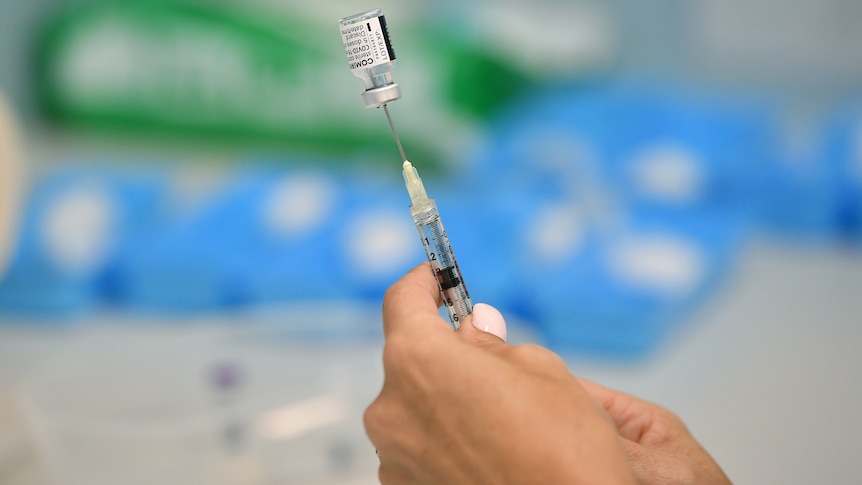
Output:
[383,104,407,162]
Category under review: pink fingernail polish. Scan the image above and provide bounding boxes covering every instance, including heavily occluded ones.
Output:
[471,303,507,342]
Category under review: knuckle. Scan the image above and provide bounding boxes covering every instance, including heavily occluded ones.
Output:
[508,344,568,372]
[382,334,418,369]
[382,280,410,312]
[657,407,690,434]
[363,400,385,436]
[642,405,693,442]
[644,400,684,427]
[658,407,684,424]
[383,332,438,371]
[364,395,402,446]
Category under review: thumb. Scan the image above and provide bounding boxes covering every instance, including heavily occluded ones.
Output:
[458,303,508,347]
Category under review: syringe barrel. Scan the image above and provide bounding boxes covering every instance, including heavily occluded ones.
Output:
[410,201,473,329]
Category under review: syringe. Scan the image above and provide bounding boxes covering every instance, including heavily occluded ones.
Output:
[401,159,473,328]
[338,8,472,328]
[384,105,472,328]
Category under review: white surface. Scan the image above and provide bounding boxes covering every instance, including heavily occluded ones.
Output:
[570,243,862,484]
[0,243,860,483]
[0,308,386,485]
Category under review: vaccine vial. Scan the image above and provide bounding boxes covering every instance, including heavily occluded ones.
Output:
[338,9,402,108]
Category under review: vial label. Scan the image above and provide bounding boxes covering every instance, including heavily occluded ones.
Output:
[340,15,396,75]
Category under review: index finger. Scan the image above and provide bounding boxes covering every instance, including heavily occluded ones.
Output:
[577,378,662,444]
[381,262,448,338]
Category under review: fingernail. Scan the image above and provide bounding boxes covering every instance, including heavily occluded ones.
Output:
[471,303,507,342]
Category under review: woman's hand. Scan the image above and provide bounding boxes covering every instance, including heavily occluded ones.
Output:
[579,379,731,484]
[365,263,636,484]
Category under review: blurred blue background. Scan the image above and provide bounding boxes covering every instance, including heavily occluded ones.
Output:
[0,1,861,484]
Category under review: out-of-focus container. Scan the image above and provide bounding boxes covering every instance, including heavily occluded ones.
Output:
[17,343,226,485]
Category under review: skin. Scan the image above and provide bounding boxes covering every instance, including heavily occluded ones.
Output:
[578,379,731,484]
[365,263,731,485]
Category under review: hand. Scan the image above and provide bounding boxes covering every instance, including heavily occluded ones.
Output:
[364,263,636,484]
[579,380,731,485]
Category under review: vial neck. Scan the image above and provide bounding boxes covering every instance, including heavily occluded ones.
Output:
[363,72,394,90]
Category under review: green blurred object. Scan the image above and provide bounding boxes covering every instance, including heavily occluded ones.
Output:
[34,1,534,167]
[428,32,532,120]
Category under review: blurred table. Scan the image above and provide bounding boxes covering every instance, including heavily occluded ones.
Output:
[570,242,862,484]
[0,242,860,484]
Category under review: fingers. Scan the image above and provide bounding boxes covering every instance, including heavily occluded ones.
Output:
[383,265,511,346]
[382,262,448,338]
[578,378,680,446]
[577,378,621,409]
[581,380,731,484]
[578,378,648,441]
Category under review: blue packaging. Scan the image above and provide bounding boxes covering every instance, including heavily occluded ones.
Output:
[244,170,371,305]
[476,82,772,217]
[745,107,854,243]
[463,81,753,357]
[821,104,862,241]
[118,168,346,312]
[326,172,425,303]
[0,167,165,317]
[608,94,774,216]
[530,207,743,359]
